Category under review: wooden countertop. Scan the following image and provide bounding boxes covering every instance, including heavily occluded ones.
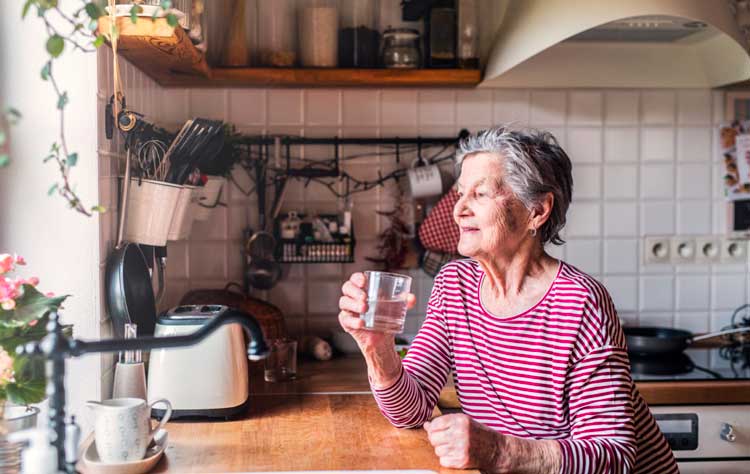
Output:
[152,394,472,474]
[133,355,748,473]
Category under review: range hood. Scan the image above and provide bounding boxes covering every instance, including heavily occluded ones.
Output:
[480,0,750,88]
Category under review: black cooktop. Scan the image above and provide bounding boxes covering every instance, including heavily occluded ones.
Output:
[629,349,750,381]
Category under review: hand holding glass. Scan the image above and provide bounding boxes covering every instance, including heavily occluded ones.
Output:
[359,271,412,334]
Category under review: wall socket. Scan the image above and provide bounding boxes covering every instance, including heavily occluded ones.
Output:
[644,237,670,264]
[721,239,748,263]
[644,236,748,265]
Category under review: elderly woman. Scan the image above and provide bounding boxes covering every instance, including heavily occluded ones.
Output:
[338,128,678,474]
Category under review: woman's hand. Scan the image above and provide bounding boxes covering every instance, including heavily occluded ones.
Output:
[424,414,502,471]
[337,272,416,352]
[424,414,562,474]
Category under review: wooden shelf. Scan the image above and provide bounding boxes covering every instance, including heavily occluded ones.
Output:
[98,17,481,88]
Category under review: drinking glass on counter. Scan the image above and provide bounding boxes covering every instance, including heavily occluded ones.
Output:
[359,271,412,334]
[264,338,298,382]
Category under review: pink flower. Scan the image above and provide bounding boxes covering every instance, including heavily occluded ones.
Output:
[28,319,38,327]
[45,292,55,297]
[14,255,25,266]
[24,277,39,287]
[0,348,15,385]
[0,254,13,275]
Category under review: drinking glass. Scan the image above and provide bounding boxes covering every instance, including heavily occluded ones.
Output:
[359,271,412,333]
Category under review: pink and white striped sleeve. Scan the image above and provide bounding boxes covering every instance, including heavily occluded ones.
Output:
[371,273,453,429]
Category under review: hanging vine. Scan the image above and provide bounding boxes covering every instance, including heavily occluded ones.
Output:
[0,0,177,216]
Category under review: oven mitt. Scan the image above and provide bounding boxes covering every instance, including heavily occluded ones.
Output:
[418,188,460,254]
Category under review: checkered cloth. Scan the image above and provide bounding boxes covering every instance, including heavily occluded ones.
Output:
[421,250,463,277]
[418,188,460,254]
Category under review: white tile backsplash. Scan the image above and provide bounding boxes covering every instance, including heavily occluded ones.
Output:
[567,128,602,163]
[641,91,675,124]
[605,91,639,125]
[640,163,674,199]
[100,69,748,344]
[641,127,675,162]
[677,127,712,162]
[530,91,566,125]
[603,165,637,199]
[568,91,602,126]
[456,90,493,125]
[493,90,530,125]
[604,202,638,237]
[604,128,638,163]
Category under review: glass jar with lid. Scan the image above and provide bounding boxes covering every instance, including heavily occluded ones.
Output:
[257,0,297,67]
[299,0,339,67]
[381,28,420,68]
[339,0,380,67]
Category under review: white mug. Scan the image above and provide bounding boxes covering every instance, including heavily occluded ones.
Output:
[407,163,444,199]
[87,397,172,463]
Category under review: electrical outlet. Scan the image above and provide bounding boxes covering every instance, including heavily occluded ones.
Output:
[721,238,748,263]
[644,236,670,264]
[671,237,696,264]
[695,237,721,263]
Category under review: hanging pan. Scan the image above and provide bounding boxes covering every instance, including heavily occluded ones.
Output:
[624,326,750,356]
[104,149,157,337]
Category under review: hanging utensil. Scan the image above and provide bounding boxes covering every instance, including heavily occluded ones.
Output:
[245,151,281,291]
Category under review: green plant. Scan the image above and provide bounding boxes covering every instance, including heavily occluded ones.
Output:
[0,0,177,216]
[0,254,70,405]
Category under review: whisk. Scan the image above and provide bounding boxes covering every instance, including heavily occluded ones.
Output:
[135,139,168,181]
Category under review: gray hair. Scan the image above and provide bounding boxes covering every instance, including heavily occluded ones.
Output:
[455,127,573,245]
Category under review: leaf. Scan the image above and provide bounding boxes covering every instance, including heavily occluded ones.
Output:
[5,355,46,405]
[161,0,172,10]
[93,34,105,48]
[46,35,65,58]
[21,0,34,19]
[91,205,107,213]
[0,284,69,326]
[84,2,105,20]
[66,153,78,167]
[130,5,138,24]
[0,154,9,168]
[166,13,178,27]
[57,91,68,110]
[40,61,51,81]
[47,183,58,196]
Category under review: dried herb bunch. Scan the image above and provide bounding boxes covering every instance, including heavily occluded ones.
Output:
[367,188,412,271]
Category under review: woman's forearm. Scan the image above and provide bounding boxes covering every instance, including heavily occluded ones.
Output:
[492,435,561,474]
[362,344,402,389]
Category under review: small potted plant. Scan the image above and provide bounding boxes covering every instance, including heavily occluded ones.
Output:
[0,254,69,437]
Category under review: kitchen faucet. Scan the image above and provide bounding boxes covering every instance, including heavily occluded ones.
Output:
[16,308,269,473]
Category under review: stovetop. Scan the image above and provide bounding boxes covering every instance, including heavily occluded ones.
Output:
[629,349,750,382]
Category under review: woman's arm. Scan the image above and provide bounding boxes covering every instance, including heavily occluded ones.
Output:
[424,414,562,473]
[555,346,637,474]
[370,272,454,428]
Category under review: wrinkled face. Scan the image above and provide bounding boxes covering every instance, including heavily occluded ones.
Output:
[453,153,529,259]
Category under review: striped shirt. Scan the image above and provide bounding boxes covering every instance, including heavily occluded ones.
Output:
[372,259,678,474]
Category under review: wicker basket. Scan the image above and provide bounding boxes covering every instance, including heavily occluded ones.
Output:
[179,285,287,342]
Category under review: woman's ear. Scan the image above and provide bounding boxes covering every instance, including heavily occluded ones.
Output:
[530,192,554,230]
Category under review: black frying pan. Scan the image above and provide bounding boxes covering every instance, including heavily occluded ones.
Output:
[105,243,156,338]
[625,326,750,356]
[105,147,157,338]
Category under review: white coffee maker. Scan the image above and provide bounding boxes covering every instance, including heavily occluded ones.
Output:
[147,305,250,419]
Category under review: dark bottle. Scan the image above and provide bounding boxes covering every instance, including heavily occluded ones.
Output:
[425,0,457,68]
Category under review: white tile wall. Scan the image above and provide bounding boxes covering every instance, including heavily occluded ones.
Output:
[97,62,750,369]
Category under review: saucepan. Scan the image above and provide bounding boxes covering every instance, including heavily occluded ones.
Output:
[625,326,750,356]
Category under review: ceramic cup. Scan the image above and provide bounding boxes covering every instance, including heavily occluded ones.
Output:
[407,163,444,199]
[87,397,172,463]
